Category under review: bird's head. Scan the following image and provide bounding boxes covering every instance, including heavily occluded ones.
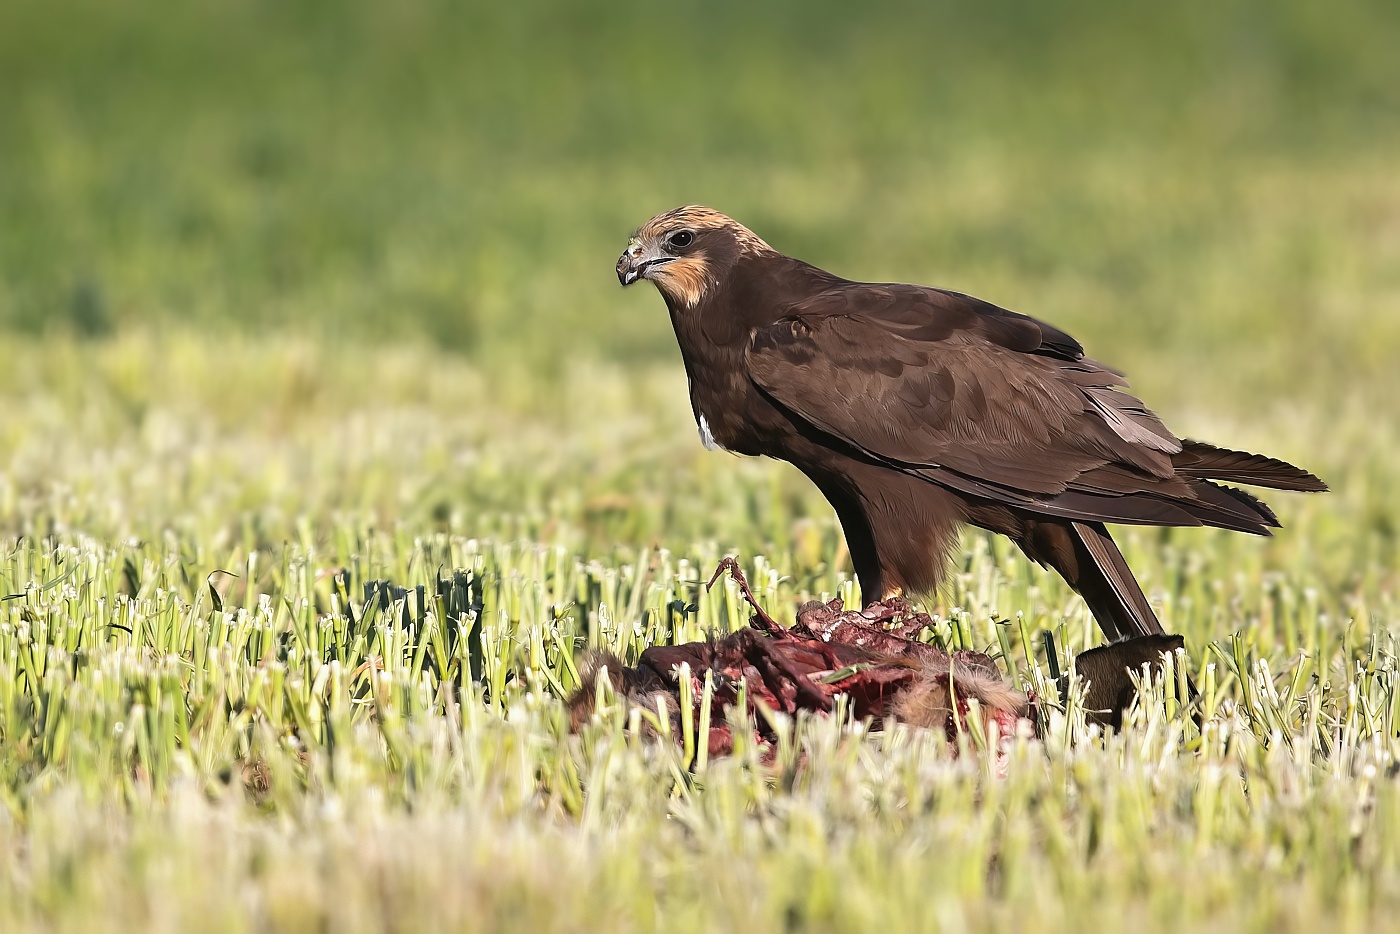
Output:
[616,206,773,308]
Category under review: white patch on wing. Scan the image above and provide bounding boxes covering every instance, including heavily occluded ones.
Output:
[1084,386,1181,453]
[698,414,720,451]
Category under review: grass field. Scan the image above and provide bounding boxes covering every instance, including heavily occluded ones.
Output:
[3,1,1400,930]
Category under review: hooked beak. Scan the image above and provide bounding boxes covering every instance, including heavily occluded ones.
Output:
[616,247,674,286]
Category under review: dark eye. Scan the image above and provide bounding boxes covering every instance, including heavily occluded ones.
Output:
[667,230,694,249]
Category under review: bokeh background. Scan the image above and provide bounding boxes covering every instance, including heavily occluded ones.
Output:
[6,0,1400,579]
[4,0,1399,588]
[5,0,1398,378]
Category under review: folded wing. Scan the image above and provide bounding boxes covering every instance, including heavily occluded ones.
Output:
[745,288,1319,534]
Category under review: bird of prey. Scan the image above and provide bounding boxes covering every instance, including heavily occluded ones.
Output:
[616,206,1327,642]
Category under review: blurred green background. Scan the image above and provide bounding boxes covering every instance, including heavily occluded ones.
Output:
[2,0,1398,575]
[4,0,1398,402]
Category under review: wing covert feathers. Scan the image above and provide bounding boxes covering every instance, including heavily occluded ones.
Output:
[746,306,1326,538]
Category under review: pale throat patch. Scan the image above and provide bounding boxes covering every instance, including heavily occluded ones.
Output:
[653,255,712,308]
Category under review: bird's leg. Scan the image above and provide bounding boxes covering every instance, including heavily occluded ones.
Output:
[706,557,786,634]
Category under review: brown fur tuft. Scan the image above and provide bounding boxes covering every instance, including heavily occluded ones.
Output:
[566,650,630,731]
[1067,633,1185,728]
[890,657,1032,735]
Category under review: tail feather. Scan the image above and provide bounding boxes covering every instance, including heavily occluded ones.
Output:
[1068,520,1164,640]
[1178,479,1280,534]
[1207,482,1280,528]
[1174,440,1328,492]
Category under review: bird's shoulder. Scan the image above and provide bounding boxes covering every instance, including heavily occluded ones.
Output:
[765,281,1085,363]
